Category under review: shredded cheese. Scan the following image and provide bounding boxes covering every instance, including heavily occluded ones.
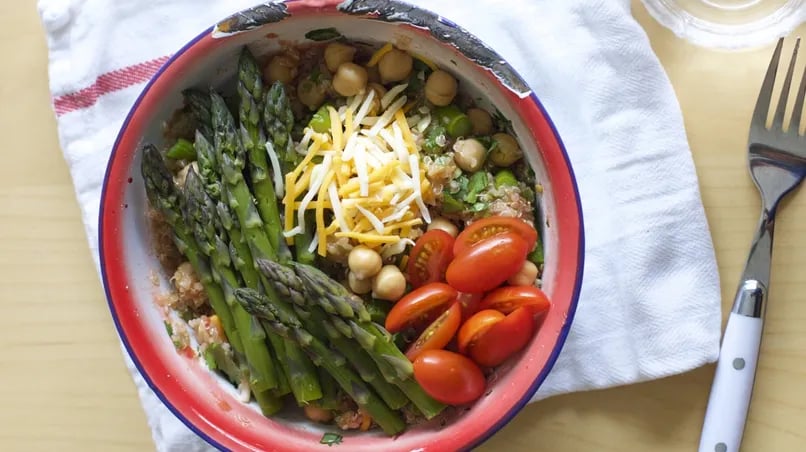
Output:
[381,84,408,110]
[412,53,438,72]
[367,43,394,67]
[282,87,432,256]
[264,141,284,198]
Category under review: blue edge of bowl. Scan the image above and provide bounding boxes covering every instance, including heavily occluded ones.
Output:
[98,23,585,452]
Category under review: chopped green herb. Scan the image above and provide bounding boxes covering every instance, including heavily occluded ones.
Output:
[441,192,464,213]
[309,104,332,133]
[305,27,342,42]
[447,173,469,196]
[423,124,448,153]
[180,310,196,322]
[475,135,494,150]
[367,299,392,324]
[412,58,433,74]
[513,159,536,186]
[405,70,427,96]
[464,171,488,204]
[471,202,488,212]
[320,432,343,446]
[164,321,173,337]
[309,66,323,83]
[493,108,514,135]
[528,240,544,265]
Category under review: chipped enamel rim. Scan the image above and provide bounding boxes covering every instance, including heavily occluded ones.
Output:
[98,1,584,451]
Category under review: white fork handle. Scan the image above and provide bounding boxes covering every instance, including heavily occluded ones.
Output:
[698,313,763,452]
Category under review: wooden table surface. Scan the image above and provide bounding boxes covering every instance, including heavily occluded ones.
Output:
[2,1,805,451]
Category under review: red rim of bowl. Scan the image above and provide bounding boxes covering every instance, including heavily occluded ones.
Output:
[98,2,584,451]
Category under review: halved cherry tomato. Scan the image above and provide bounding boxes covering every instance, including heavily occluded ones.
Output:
[413,349,486,405]
[406,229,454,288]
[478,286,551,315]
[469,306,535,368]
[405,302,462,361]
[385,282,458,333]
[453,216,538,256]
[445,233,529,293]
[457,292,483,321]
[457,309,505,354]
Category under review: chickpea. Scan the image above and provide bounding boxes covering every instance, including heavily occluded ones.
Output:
[332,62,368,97]
[507,261,539,286]
[264,54,298,85]
[348,245,382,279]
[348,271,373,295]
[378,48,413,83]
[425,70,458,106]
[304,405,333,423]
[427,217,458,237]
[324,42,356,72]
[490,133,523,167]
[297,77,327,110]
[372,265,407,301]
[467,108,493,135]
[452,138,487,172]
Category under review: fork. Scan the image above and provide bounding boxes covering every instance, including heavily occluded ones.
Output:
[698,37,806,452]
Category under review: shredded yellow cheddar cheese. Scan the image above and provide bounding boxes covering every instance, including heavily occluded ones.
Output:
[282,84,431,256]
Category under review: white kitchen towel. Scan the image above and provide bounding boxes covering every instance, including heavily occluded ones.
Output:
[38,0,722,450]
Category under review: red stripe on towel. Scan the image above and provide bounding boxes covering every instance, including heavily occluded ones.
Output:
[52,56,171,116]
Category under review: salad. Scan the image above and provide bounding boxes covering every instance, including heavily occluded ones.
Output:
[142,37,550,436]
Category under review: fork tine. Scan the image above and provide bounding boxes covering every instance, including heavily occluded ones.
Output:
[772,38,800,128]
[791,46,806,134]
[753,38,784,128]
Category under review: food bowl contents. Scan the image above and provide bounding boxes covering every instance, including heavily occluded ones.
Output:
[139,38,551,436]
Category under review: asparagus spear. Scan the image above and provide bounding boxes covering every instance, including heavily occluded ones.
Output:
[141,145,242,354]
[294,212,317,265]
[288,262,446,419]
[142,145,287,416]
[211,91,322,404]
[182,88,214,142]
[263,81,299,173]
[195,130,293,398]
[211,90,277,263]
[183,168,280,395]
[257,259,409,410]
[237,49,284,253]
[233,288,406,435]
[315,367,341,410]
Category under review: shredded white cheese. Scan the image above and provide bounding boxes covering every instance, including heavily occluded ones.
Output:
[264,142,285,198]
[281,88,431,255]
[381,84,408,110]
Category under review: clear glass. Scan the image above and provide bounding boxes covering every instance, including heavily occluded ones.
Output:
[641,0,806,50]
